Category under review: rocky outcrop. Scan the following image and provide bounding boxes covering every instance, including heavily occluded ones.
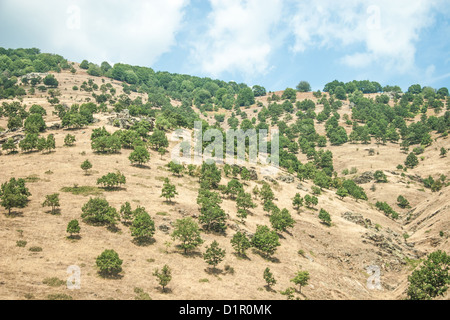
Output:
[341,212,374,229]
[107,109,155,130]
[277,175,295,184]
[353,172,374,184]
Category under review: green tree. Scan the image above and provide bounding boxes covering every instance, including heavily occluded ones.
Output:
[296,81,311,92]
[7,116,23,131]
[19,133,38,152]
[66,220,80,238]
[64,134,76,147]
[405,152,419,168]
[226,179,244,199]
[334,86,347,100]
[270,208,295,233]
[291,270,310,293]
[171,217,204,254]
[198,195,227,233]
[97,172,126,189]
[42,193,60,214]
[203,240,226,272]
[168,161,184,177]
[406,250,450,300]
[252,85,266,97]
[2,138,17,154]
[161,178,178,203]
[120,202,133,224]
[236,87,255,106]
[158,147,167,159]
[292,193,303,211]
[397,195,410,209]
[318,209,331,226]
[336,187,348,200]
[374,170,388,183]
[304,195,318,208]
[45,134,56,153]
[264,267,277,289]
[96,249,123,277]
[153,265,172,293]
[148,129,169,150]
[131,208,155,244]
[200,162,222,189]
[81,197,119,227]
[251,225,281,258]
[80,160,92,175]
[24,113,46,133]
[230,231,251,256]
[259,183,275,204]
[440,147,447,157]
[0,178,31,215]
[236,191,256,214]
[80,60,90,69]
[43,74,58,88]
[281,88,297,102]
[129,146,150,166]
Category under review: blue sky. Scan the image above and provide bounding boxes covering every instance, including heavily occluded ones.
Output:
[0,0,449,92]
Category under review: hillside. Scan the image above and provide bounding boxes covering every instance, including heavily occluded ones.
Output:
[0,57,449,301]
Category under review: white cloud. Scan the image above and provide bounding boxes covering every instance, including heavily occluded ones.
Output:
[290,0,440,73]
[190,0,283,79]
[0,0,190,66]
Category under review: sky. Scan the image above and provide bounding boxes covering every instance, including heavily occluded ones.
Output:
[0,0,449,92]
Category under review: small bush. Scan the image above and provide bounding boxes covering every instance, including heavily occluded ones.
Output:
[16,240,27,247]
[43,277,65,287]
[29,246,43,252]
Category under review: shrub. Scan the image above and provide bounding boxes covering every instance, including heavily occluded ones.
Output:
[397,196,410,208]
[251,225,280,258]
[16,240,27,247]
[319,209,332,226]
[230,231,251,256]
[67,220,81,238]
[153,265,172,292]
[131,208,155,244]
[64,134,76,146]
[81,197,119,226]
[374,170,388,183]
[97,172,126,189]
[407,250,450,300]
[171,217,204,254]
[96,249,123,277]
[376,201,399,219]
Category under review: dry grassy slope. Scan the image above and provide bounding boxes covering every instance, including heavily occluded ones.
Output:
[0,66,448,300]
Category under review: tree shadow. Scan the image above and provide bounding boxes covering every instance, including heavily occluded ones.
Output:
[155,286,173,294]
[45,208,61,216]
[204,267,223,276]
[100,186,127,192]
[174,246,203,258]
[132,237,156,247]
[67,235,81,241]
[232,252,251,261]
[98,272,124,280]
[132,164,151,169]
[264,285,277,293]
[277,233,286,240]
[4,210,24,218]
[252,249,280,263]
[106,224,121,233]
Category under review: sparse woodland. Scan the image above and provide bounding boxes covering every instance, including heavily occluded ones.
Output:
[0,48,449,301]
